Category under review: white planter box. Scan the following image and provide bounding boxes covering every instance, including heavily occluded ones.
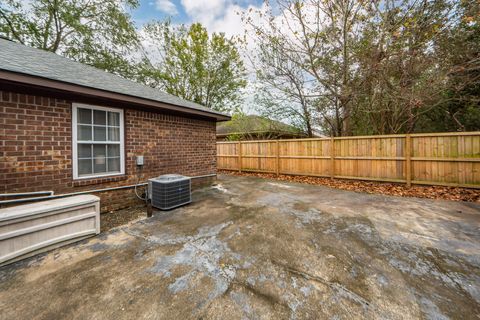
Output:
[0,195,100,266]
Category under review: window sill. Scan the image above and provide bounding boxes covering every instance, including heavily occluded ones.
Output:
[72,174,128,187]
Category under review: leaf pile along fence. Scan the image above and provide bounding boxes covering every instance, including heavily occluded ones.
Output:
[217,132,480,188]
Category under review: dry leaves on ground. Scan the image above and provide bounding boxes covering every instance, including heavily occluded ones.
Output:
[219,170,480,203]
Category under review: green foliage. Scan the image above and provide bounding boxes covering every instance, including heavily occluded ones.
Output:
[247,0,479,136]
[0,0,141,78]
[348,0,466,135]
[140,22,246,112]
[225,133,243,141]
[417,0,480,132]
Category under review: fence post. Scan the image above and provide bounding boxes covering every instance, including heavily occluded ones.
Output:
[276,140,280,176]
[330,136,335,179]
[405,134,412,187]
[238,141,242,173]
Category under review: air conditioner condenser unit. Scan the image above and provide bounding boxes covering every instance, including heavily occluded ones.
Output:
[148,174,191,210]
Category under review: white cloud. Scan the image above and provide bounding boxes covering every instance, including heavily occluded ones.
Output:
[178,0,268,39]
[155,0,178,15]
[180,0,228,29]
[208,4,244,36]
[180,0,226,17]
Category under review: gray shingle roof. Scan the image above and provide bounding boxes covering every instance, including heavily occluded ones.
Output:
[217,115,304,135]
[0,38,229,119]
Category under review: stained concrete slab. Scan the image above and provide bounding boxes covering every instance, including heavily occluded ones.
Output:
[1,174,479,319]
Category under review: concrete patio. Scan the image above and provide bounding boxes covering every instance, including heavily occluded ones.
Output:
[1,174,479,319]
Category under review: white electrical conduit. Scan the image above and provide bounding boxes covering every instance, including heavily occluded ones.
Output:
[0,174,216,205]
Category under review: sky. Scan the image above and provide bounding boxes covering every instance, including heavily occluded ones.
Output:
[131,0,265,37]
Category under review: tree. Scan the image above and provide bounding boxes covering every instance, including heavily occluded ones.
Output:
[139,22,246,112]
[0,0,141,78]
[246,0,476,136]
[417,0,480,132]
[350,0,456,134]
[252,35,317,137]
[244,0,365,136]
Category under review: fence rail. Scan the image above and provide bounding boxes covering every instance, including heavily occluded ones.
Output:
[217,132,480,188]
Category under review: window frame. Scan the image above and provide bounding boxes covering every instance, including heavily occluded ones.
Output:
[72,103,125,180]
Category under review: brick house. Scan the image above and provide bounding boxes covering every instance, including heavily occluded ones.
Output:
[0,38,230,213]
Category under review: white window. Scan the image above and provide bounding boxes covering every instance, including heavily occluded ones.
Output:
[72,103,124,179]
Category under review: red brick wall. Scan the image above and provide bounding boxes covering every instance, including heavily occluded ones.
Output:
[0,90,217,212]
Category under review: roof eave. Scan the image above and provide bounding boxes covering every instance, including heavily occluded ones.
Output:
[0,70,231,121]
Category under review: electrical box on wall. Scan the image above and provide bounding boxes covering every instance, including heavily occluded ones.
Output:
[136,155,144,166]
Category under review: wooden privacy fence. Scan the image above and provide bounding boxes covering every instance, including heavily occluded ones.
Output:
[217,132,480,188]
